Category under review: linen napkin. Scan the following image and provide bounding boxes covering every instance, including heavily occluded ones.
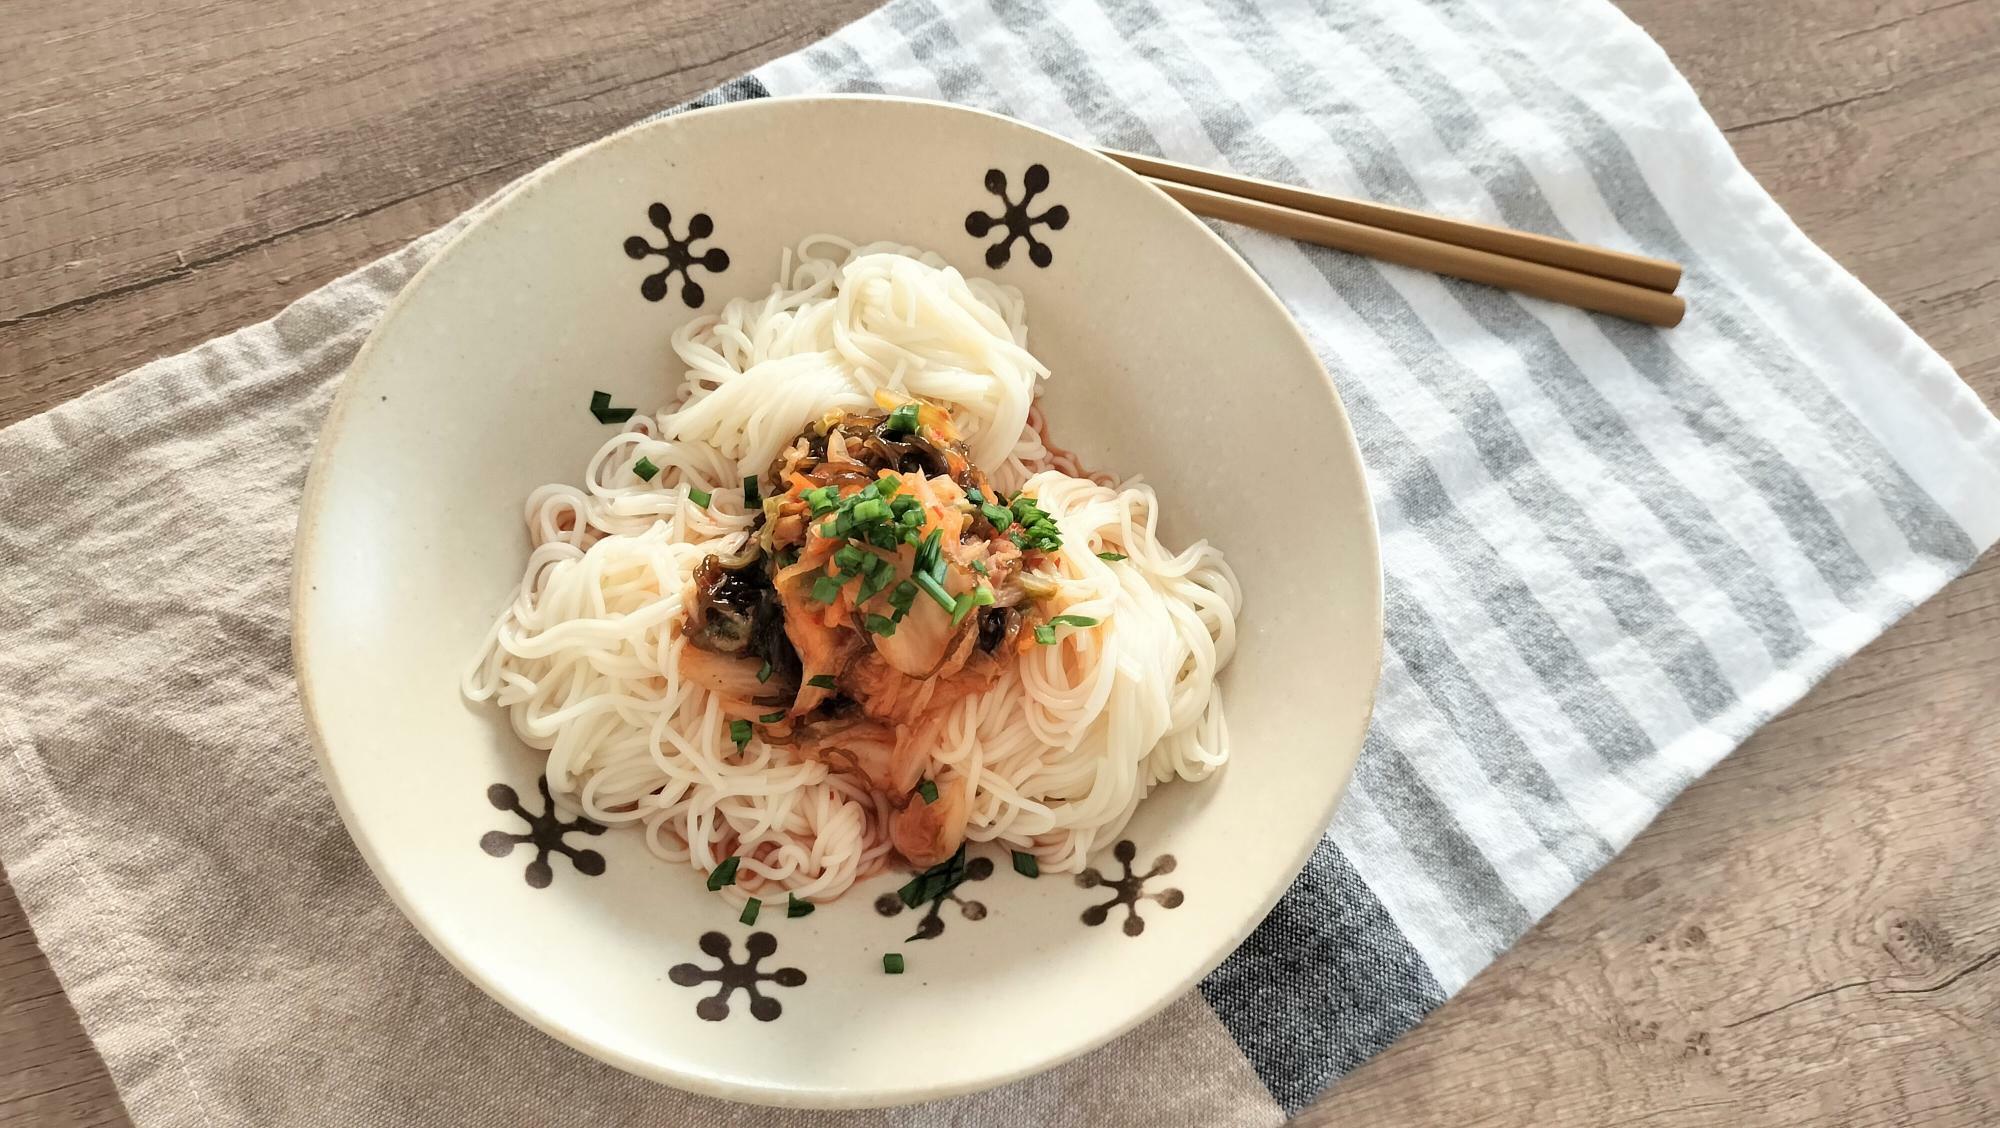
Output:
[4,0,1997,1124]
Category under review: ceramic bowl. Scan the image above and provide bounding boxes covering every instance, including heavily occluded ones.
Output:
[294,94,1380,1108]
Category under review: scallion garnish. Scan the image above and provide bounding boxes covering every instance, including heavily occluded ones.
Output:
[787,893,815,918]
[948,591,977,628]
[913,570,956,612]
[729,719,752,750]
[743,475,761,506]
[739,897,761,925]
[972,584,995,606]
[1097,551,1127,562]
[884,402,921,435]
[808,674,837,690]
[756,661,773,683]
[980,502,1013,528]
[918,779,939,804]
[706,856,741,890]
[971,559,989,576]
[1008,494,1062,551]
[687,487,712,508]
[810,574,843,603]
[1050,614,1100,628]
[965,486,984,506]
[883,952,905,975]
[759,710,788,724]
[1012,850,1040,878]
[632,456,660,482]
[896,844,971,911]
[865,614,898,637]
[832,544,868,575]
[588,390,637,424]
[1033,624,1057,646]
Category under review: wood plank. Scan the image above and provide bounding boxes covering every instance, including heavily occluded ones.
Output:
[0,0,882,428]
[2,0,1997,1125]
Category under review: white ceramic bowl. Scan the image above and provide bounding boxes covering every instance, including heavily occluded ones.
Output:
[294,95,1380,1108]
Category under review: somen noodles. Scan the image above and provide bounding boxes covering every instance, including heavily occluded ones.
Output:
[463,237,1239,904]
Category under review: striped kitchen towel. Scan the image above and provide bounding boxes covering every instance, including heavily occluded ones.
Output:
[2,0,1996,1125]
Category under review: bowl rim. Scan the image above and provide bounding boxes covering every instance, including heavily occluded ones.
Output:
[291,92,1384,1109]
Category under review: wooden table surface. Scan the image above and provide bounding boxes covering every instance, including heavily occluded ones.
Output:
[3,0,1996,1124]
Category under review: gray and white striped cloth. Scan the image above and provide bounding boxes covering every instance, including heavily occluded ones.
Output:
[2,0,1996,1125]
[738,0,2000,1110]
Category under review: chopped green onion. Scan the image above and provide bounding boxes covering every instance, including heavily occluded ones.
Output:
[887,580,918,613]
[965,486,985,505]
[972,584,996,606]
[856,570,890,603]
[1034,624,1057,645]
[706,856,741,890]
[589,390,637,424]
[883,952,905,975]
[1050,614,1101,628]
[756,661,774,683]
[632,456,660,482]
[971,559,989,576]
[739,897,761,925]
[896,844,971,910]
[787,893,815,918]
[876,475,901,499]
[1012,850,1040,878]
[805,487,839,515]
[743,475,761,506]
[981,503,1013,528]
[808,674,837,690]
[810,575,843,603]
[687,487,712,508]
[913,571,956,612]
[833,544,868,575]
[865,614,899,637]
[884,402,921,435]
[729,719,752,750]
[918,779,939,804]
[949,591,977,628]
[851,497,890,523]
[759,710,788,724]
[1097,551,1127,562]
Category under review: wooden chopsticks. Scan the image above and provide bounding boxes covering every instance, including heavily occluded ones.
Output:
[1101,149,1686,328]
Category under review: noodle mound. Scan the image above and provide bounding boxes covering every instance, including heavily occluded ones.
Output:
[464,237,1239,903]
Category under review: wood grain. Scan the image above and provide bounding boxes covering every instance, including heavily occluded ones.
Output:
[2,0,1996,1125]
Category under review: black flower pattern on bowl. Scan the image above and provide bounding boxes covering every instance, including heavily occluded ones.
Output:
[965,164,1068,268]
[1078,839,1182,936]
[624,202,730,308]
[669,931,807,1021]
[479,776,606,888]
